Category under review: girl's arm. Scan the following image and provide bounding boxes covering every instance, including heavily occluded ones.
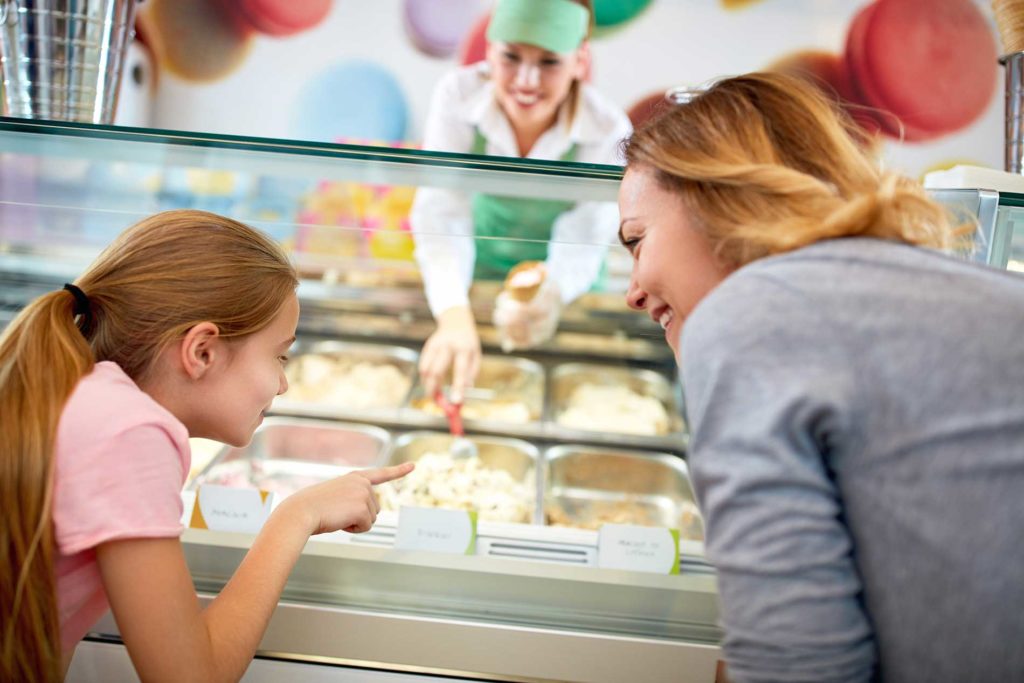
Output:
[96,463,412,682]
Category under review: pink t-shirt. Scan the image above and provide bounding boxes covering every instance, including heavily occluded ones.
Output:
[52,361,190,654]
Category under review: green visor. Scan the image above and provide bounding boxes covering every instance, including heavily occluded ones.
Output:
[486,0,589,54]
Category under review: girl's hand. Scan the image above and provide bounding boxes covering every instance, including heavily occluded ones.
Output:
[282,462,415,536]
[98,465,413,682]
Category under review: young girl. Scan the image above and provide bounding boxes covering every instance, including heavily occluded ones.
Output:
[0,209,413,682]
[410,0,632,402]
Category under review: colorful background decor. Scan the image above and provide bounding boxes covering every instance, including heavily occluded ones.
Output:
[103,0,1003,268]
[127,0,1001,177]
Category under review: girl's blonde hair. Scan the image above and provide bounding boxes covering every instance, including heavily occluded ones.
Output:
[622,71,961,267]
[0,209,298,682]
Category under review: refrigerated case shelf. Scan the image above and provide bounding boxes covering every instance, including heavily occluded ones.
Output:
[1,116,717,681]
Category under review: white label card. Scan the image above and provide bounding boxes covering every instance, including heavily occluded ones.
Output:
[597,524,680,574]
[394,506,477,555]
[189,484,277,534]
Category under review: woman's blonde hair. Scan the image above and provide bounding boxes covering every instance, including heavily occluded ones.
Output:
[0,209,298,682]
[623,71,962,268]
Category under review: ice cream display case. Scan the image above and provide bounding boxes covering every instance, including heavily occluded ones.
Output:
[0,117,717,682]
[924,167,1024,272]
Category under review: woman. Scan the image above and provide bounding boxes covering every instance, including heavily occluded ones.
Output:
[619,73,1024,681]
[410,0,632,401]
[0,210,412,681]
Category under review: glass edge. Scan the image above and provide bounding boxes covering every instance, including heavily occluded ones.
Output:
[997,192,1024,208]
[0,116,625,181]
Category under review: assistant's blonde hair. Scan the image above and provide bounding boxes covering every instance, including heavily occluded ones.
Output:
[564,0,594,127]
[0,210,298,682]
[623,72,962,267]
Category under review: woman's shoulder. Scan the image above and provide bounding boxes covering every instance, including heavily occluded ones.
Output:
[681,258,833,362]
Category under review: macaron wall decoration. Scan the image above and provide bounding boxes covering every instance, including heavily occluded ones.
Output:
[593,0,652,27]
[768,0,997,143]
[132,0,1004,174]
[138,0,254,82]
[626,90,671,129]
[405,0,489,58]
[215,0,333,37]
[291,61,410,143]
[459,12,491,65]
[843,0,996,142]
[138,0,333,83]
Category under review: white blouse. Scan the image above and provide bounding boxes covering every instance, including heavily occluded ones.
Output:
[410,62,633,317]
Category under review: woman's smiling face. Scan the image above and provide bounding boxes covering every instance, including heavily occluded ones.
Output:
[487,40,585,133]
[619,165,732,359]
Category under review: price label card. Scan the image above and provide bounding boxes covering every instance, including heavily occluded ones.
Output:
[189,485,277,534]
[394,506,477,555]
[597,524,680,574]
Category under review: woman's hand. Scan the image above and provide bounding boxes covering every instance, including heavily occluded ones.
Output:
[419,304,481,403]
[494,279,562,352]
[282,462,415,536]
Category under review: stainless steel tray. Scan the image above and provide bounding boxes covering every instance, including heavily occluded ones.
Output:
[543,445,703,541]
[547,362,686,439]
[274,339,418,416]
[406,354,545,426]
[382,430,542,524]
[190,417,393,495]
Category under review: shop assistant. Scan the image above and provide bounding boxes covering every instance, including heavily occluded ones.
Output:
[410,0,632,401]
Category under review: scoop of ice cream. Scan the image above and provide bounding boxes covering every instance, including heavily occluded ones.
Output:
[378,451,533,523]
[283,355,412,409]
[503,261,547,303]
[557,383,670,436]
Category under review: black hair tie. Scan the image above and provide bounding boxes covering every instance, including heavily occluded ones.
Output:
[63,283,91,321]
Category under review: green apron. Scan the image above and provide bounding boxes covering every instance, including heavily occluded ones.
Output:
[471,128,578,280]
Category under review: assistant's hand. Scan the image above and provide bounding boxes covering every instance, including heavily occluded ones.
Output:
[419,304,481,403]
[282,462,415,536]
[494,277,562,352]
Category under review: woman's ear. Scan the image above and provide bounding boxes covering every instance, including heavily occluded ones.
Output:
[574,41,591,81]
[179,322,221,380]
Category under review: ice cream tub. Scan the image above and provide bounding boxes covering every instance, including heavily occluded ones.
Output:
[407,354,545,425]
[548,362,685,437]
[275,339,418,414]
[543,445,704,541]
[189,417,392,497]
[191,457,349,499]
[379,431,541,524]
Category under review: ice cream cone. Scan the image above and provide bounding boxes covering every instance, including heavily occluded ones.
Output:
[503,261,546,303]
[994,0,1024,54]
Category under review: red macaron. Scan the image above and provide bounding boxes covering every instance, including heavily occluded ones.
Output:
[844,0,997,142]
[216,0,332,37]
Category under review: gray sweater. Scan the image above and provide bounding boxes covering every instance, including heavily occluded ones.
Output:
[680,238,1024,683]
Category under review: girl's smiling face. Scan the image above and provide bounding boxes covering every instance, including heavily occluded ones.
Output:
[177,293,299,447]
[618,166,732,359]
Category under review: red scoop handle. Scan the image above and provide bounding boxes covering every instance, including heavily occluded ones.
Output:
[434,391,464,437]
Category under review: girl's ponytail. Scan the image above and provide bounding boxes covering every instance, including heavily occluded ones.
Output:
[1,288,95,683]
